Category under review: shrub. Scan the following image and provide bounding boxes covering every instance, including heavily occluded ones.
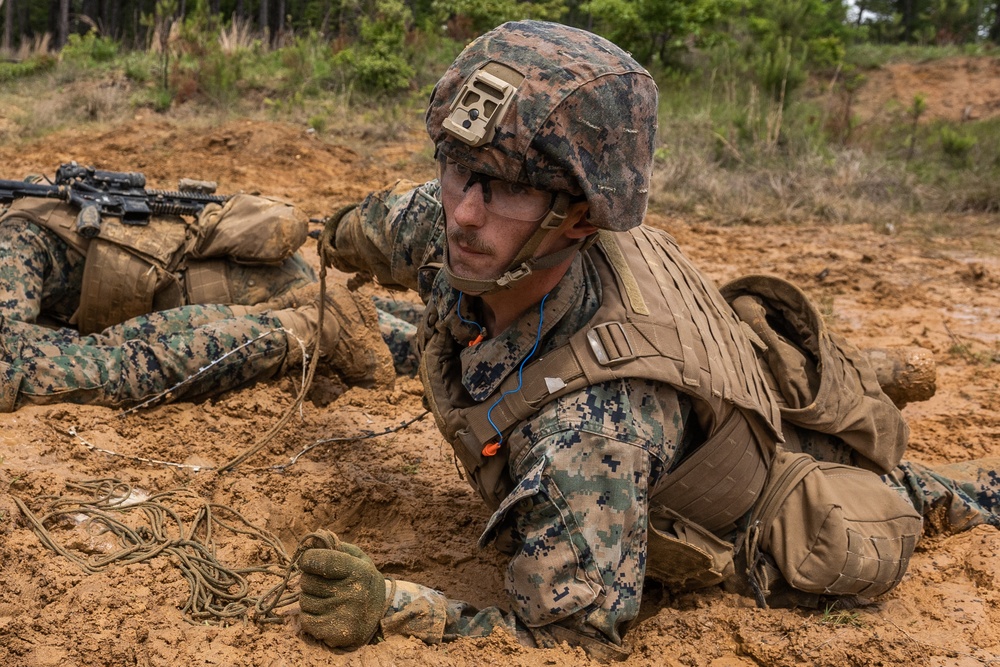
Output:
[334,0,416,94]
[280,32,336,96]
[122,52,155,83]
[939,125,977,165]
[0,54,56,82]
[308,115,327,132]
[60,31,119,65]
[432,0,568,35]
[335,46,414,94]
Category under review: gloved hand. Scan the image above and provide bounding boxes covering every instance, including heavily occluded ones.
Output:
[298,542,388,648]
[317,204,357,268]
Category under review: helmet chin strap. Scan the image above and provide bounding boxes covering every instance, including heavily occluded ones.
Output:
[443,193,589,296]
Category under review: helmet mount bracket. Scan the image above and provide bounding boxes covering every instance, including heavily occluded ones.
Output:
[442,64,524,147]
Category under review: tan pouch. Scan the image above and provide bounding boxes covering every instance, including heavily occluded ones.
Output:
[183,259,233,304]
[646,507,735,591]
[746,450,921,600]
[192,194,307,264]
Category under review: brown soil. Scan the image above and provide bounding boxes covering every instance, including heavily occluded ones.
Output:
[2,59,1000,667]
[851,55,1000,123]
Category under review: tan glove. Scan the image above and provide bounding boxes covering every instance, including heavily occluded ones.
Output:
[298,542,387,648]
[317,204,357,269]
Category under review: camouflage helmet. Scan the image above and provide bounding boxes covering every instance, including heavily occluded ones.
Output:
[426,20,658,232]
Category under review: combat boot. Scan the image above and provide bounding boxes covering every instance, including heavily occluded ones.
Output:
[271,284,394,388]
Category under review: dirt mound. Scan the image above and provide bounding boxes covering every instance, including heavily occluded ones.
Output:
[0,115,434,220]
[853,56,1000,123]
[2,118,1000,666]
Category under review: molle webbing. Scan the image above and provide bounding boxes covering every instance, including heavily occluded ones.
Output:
[648,408,767,534]
[184,260,233,305]
[423,225,782,516]
[76,239,159,334]
[598,229,648,315]
[458,228,781,452]
[75,216,189,334]
[0,198,90,256]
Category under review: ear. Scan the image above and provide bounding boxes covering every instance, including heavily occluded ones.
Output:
[562,202,597,240]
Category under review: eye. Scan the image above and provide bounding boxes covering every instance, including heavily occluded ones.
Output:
[448,160,470,177]
[491,181,527,197]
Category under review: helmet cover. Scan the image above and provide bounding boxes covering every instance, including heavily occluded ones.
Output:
[426,20,659,231]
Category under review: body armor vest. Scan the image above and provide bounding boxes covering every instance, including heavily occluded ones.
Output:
[419,226,783,527]
[1,196,309,333]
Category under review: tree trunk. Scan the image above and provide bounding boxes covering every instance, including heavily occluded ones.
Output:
[276,0,284,40]
[18,0,27,44]
[900,0,917,41]
[81,0,95,30]
[3,0,13,52]
[58,0,70,48]
[259,0,269,38]
[991,0,1000,42]
[106,0,119,39]
[320,0,331,36]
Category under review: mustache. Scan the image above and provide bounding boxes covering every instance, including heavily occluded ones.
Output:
[447,228,495,255]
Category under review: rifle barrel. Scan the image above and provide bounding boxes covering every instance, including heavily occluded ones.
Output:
[0,179,66,203]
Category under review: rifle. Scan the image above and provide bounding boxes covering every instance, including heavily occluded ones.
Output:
[0,162,229,238]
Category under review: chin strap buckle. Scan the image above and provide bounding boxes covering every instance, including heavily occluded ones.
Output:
[495,263,533,288]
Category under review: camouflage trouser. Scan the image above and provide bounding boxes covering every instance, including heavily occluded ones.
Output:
[0,306,290,411]
[0,298,415,411]
[0,217,316,327]
[885,459,1000,535]
[0,217,420,407]
[373,296,421,377]
[0,300,423,411]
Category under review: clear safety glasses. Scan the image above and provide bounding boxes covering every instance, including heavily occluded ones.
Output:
[439,158,555,222]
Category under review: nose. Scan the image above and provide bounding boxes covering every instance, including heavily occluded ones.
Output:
[451,181,487,228]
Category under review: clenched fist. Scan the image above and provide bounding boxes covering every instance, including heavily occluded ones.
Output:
[298,542,387,648]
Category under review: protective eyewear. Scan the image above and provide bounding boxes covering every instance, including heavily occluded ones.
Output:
[440,159,555,222]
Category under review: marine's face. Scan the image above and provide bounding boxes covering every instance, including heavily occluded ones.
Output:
[439,158,553,282]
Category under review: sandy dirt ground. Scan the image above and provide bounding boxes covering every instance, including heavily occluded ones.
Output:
[1,60,1000,667]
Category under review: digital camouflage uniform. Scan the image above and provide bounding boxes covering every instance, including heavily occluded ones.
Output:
[0,205,419,410]
[0,298,418,412]
[2,303,291,409]
[0,215,317,328]
[330,177,1000,654]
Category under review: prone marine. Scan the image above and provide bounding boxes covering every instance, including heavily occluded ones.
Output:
[293,20,1000,659]
[1,19,998,661]
[0,165,404,408]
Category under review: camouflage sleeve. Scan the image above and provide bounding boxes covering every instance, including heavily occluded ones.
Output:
[379,579,520,644]
[327,180,446,298]
[0,217,85,326]
[378,379,687,658]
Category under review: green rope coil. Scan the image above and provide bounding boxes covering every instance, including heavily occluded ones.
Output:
[15,479,300,624]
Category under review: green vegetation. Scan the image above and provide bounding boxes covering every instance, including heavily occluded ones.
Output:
[820,604,866,627]
[1,0,997,226]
